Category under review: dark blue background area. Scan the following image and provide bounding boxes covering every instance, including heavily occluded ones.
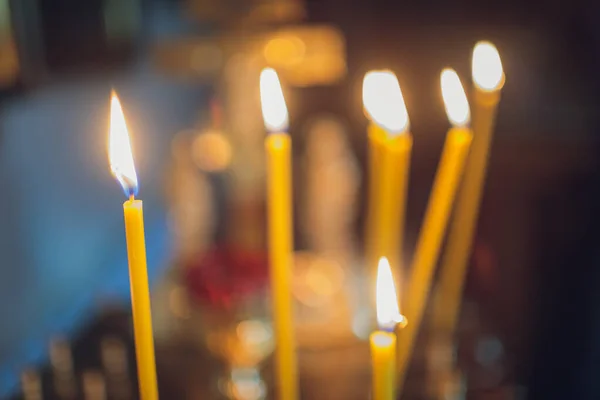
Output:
[0,62,207,396]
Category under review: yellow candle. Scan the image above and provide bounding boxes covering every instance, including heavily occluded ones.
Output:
[371,257,404,400]
[371,332,396,400]
[260,68,299,400]
[433,42,505,333]
[397,69,472,391]
[363,70,412,304]
[108,93,158,400]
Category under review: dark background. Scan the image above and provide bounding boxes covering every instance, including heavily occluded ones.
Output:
[1,0,599,398]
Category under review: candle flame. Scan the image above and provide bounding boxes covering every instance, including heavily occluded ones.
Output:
[260,68,289,132]
[108,92,138,197]
[472,41,504,92]
[363,70,409,135]
[441,68,471,127]
[376,257,401,331]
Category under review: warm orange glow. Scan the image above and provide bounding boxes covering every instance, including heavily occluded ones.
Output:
[441,69,471,127]
[260,68,289,132]
[264,35,306,67]
[109,92,138,196]
[362,70,409,135]
[376,257,401,330]
[472,41,504,92]
[192,131,232,172]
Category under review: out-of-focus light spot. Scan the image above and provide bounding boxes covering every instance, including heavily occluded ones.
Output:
[362,70,409,135]
[305,267,335,297]
[441,68,470,127]
[293,252,345,307]
[260,68,289,132]
[237,320,272,347]
[475,336,503,367]
[192,131,232,172]
[351,307,372,340]
[472,41,504,92]
[264,35,306,67]
[228,368,266,400]
[261,26,346,86]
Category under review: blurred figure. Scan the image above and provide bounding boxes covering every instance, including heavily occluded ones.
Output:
[19,369,42,400]
[300,116,360,261]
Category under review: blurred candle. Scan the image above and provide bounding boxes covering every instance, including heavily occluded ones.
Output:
[108,93,158,400]
[397,69,472,391]
[433,42,505,334]
[101,336,133,399]
[363,70,412,306]
[49,337,76,399]
[260,68,299,400]
[82,370,107,400]
[371,257,404,400]
[21,369,43,400]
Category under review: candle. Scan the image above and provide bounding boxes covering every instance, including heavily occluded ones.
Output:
[397,69,472,390]
[362,70,412,307]
[108,93,158,400]
[260,68,299,400]
[371,257,405,400]
[433,42,505,333]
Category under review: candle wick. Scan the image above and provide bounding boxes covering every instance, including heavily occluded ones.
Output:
[129,194,134,202]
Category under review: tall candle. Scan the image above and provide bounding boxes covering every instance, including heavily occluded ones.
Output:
[260,68,299,400]
[108,93,158,400]
[371,257,405,400]
[433,42,505,334]
[363,70,412,308]
[397,69,472,391]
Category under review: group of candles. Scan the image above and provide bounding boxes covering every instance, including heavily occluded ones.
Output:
[106,40,503,400]
[365,41,504,400]
[259,40,504,400]
[365,42,504,400]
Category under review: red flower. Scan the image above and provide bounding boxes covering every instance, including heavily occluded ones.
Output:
[184,246,269,309]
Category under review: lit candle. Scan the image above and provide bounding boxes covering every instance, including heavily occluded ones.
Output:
[371,257,405,400]
[108,92,158,400]
[433,42,505,333]
[259,68,299,400]
[397,69,473,391]
[363,70,412,306]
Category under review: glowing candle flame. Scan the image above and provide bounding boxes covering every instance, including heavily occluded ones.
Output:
[362,70,409,135]
[472,41,504,92]
[109,92,138,197]
[441,68,471,127]
[260,68,289,132]
[376,257,401,331]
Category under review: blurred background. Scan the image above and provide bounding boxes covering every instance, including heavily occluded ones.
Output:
[1,0,599,398]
